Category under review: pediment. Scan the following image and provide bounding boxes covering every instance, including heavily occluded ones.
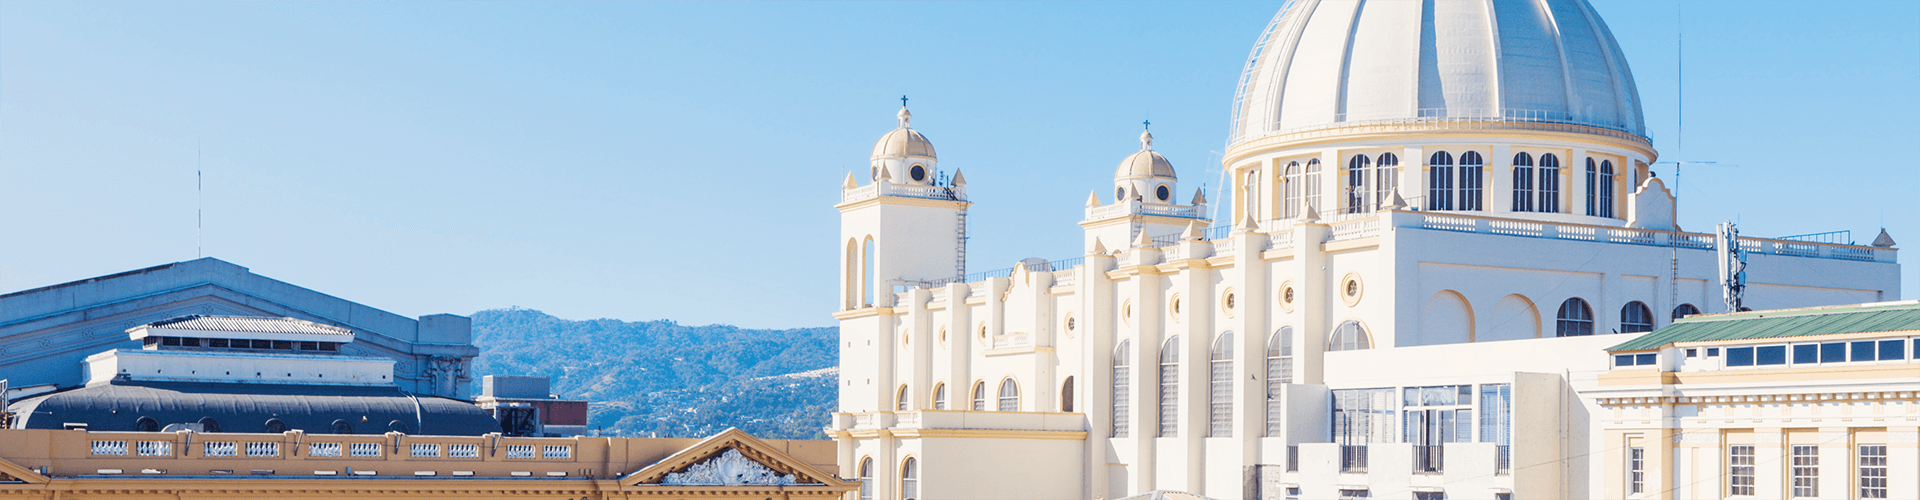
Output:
[622,428,843,487]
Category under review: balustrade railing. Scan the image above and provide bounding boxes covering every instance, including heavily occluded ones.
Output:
[841,182,964,204]
[991,333,1031,350]
[1405,212,1892,263]
[1495,445,1512,475]
[1413,445,1444,474]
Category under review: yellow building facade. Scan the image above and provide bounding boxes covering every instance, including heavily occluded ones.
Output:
[0,427,853,499]
[1588,301,1920,500]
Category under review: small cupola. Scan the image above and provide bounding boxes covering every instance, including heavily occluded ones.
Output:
[870,97,937,185]
[1114,123,1178,204]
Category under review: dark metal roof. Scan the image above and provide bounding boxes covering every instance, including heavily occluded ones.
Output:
[6,380,498,436]
[144,315,353,337]
[1607,301,1920,352]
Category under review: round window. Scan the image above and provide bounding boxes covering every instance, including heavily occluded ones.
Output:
[1226,293,1236,309]
[1116,187,1126,201]
[1347,281,1359,296]
[911,165,927,182]
[1285,287,1295,304]
[1156,185,1170,201]
[1066,317,1076,331]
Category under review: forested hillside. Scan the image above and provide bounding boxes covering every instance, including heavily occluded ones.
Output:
[469,308,837,439]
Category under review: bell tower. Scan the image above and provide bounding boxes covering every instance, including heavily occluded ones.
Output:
[1082,123,1210,252]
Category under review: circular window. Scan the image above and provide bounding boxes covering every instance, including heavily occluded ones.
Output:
[1122,300,1134,326]
[1064,315,1077,338]
[939,327,948,347]
[1278,280,1296,313]
[1340,273,1364,307]
[978,323,989,345]
[902,330,911,347]
[911,165,927,182]
[1115,187,1126,201]
[1169,294,1183,321]
[1156,185,1170,201]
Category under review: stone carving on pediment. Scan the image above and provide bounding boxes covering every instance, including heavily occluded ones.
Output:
[423,355,467,398]
[660,449,799,486]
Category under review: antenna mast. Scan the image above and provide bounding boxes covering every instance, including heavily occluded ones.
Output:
[197,143,203,259]
[1716,222,1747,312]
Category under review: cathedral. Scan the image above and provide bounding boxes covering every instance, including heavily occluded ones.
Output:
[829,1,1900,499]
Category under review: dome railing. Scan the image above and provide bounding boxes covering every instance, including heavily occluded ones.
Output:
[1233,107,1650,148]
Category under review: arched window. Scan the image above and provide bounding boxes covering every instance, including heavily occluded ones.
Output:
[1556,298,1595,337]
[1061,376,1075,413]
[862,237,876,306]
[1538,154,1560,213]
[1599,160,1616,218]
[931,383,946,410]
[971,381,987,411]
[1283,162,1302,218]
[1266,327,1293,436]
[1346,155,1371,213]
[1210,332,1234,437]
[997,378,1019,412]
[1510,153,1535,212]
[134,416,159,432]
[1329,321,1370,351]
[896,385,910,411]
[1621,301,1655,333]
[1112,340,1132,437]
[1427,152,1454,210]
[899,457,919,500]
[1244,169,1261,220]
[1584,158,1598,216]
[263,418,287,433]
[1159,336,1181,437]
[1304,160,1323,215]
[845,239,859,310]
[858,457,874,500]
[1459,152,1484,210]
[1376,152,1399,209]
[1673,303,1701,320]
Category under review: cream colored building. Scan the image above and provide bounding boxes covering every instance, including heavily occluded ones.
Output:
[828,1,1901,499]
[1589,301,1920,500]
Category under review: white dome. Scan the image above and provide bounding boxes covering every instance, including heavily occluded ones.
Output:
[1228,0,1645,145]
[872,107,936,161]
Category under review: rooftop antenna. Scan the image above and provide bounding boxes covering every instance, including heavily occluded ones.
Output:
[1716,222,1748,312]
[197,141,203,259]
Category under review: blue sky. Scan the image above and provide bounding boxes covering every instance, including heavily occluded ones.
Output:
[1,1,1913,328]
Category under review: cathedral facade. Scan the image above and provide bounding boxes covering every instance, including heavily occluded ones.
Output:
[829,1,1900,499]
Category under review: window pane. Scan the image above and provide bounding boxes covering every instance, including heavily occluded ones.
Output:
[1727,347,1755,366]
[1852,341,1878,361]
[1756,346,1787,365]
[1880,339,1905,360]
[1793,344,1819,364]
[1822,342,1847,363]
[1635,353,1656,366]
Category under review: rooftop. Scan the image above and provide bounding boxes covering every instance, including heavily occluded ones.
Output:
[1606,301,1920,352]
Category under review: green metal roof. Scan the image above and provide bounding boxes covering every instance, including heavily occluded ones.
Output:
[1607,301,1920,352]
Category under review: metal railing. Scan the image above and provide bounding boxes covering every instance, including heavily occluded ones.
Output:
[1777,230,1852,245]
[1413,445,1443,474]
[1408,212,1894,263]
[1286,445,1299,472]
[1339,445,1368,473]
[1495,445,1512,475]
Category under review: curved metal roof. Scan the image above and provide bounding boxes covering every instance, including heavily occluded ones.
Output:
[1228,0,1646,144]
[7,380,498,436]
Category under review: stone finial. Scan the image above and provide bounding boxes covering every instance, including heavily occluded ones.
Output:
[1091,238,1108,255]
[877,166,893,181]
[1238,211,1259,231]
[1384,189,1408,210]
[1302,202,1321,222]
[1132,229,1154,249]
[843,172,858,189]
[1182,221,1204,241]
[1873,228,1897,248]
[1087,190,1102,208]
[951,169,966,187]
[1191,187,1207,205]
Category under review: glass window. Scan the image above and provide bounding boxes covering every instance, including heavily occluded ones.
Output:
[1879,339,1905,360]
[1852,341,1878,361]
[1375,152,1399,211]
[1614,354,1635,367]
[931,383,946,410]
[858,457,874,500]
[1793,344,1819,364]
[1672,303,1701,319]
[1822,342,1847,363]
[1305,160,1322,215]
[1629,446,1645,494]
[1538,154,1560,213]
[1757,346,1787,365]
[1635,353,1655,366]
[896,385,909,411]
[1267,327,1293,437]
[997,378,1019,412]
[1458,152,1484,211]
[1729,445,1755,496]
[1332,388,1396,444]
[1860,444,1888,499]
[1727,347,1755,366]
[1211,332,1234,437]
[1585,158,1598,216]
[1510,152,1534,212]
[1346,155,1371,214]
[1283,162,1302,218]
[1113,340,1131,438]
[1556,298,1594,337]
[899,457,919,500]
[1620,301,1654,333]
[971,381,986,411]
[1160,336,1180,437]
[1329,321,1370,351]
[1599,160,1616,218]
[1427,152,1454,210]
[1791,445,1818,497]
